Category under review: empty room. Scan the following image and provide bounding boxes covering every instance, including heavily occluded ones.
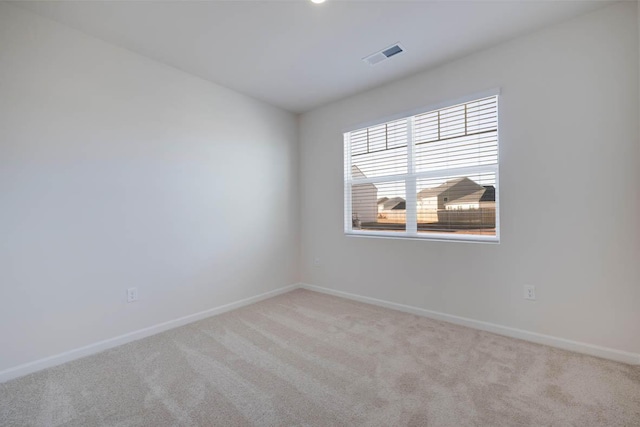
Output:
[1,0,639,425]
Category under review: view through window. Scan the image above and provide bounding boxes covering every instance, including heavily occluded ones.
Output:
[344,95,499,242]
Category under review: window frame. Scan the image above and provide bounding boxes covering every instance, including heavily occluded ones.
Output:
[343,89,501,244]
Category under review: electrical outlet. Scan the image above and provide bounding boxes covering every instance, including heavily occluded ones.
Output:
[313,257,321,266]
[523,285,536,300]
[127,287,138,303]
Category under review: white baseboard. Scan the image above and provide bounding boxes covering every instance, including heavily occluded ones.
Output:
[300,283,640,366]
[4,282,637,384]
[0,283,301,384]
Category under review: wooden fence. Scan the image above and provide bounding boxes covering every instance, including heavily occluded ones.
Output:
[374,208,495,228]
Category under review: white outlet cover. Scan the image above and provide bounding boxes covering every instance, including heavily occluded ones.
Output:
[523,285,536,300]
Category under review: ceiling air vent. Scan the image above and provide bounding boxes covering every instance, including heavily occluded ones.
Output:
[363,43,405,66]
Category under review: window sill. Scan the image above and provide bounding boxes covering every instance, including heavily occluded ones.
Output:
[344,230,499,244]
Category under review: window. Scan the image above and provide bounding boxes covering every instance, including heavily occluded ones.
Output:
[344,94,499,242]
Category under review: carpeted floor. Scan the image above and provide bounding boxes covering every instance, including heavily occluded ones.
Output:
[1,289,639,426]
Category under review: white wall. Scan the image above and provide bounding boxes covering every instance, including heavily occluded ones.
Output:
[300,2,640,355]
[0,3,299,373]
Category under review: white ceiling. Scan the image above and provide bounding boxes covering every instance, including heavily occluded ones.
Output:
[15,0,613,113]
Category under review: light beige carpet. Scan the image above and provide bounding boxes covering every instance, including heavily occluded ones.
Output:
[1,289,639,426]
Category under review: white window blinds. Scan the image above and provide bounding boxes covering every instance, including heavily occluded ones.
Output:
[344,95,499,242]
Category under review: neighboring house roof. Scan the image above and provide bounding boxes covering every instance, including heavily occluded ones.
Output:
[447,189,486,205]
[417,177,495,205]
[351,165,377,190]
[377,197,389,205]
[417,177,480,200]
[480,186,496,202]
[381,197,406,210]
